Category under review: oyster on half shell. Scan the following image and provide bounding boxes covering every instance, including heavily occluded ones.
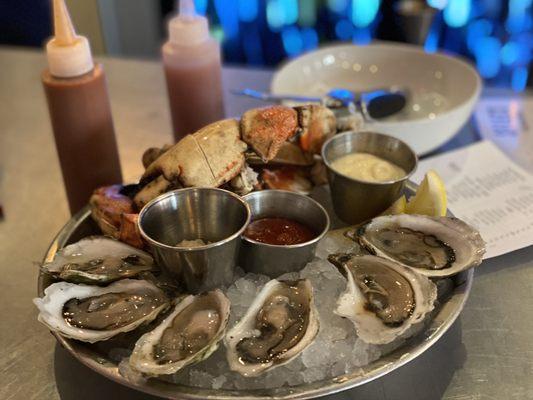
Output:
[328,254,437,345]
[225,279,319,377]
[41,236,155,284]
[351,214,485,278]
[33,279,169,343]
[129,290,231,376]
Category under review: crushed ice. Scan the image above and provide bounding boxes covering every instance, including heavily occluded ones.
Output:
[126,232,423,390]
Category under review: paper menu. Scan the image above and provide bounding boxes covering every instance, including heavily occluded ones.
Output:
[474,96,533,172]
[411,140,533,259]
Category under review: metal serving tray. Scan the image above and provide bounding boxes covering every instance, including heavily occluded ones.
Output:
[37,185,472,400]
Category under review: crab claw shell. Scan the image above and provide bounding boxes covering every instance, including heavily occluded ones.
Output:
[136,119,247,207]
[119,213,144,249]
[141,135,213,187]
[295,105,337,154]
[193,119,247,185]
[241,106,299,162]
[90,185,136,238]
[142,144,172,169]
[133,175,177,210]
[246,142,314,167]
[260,166,313,195]
[229,165,259,195]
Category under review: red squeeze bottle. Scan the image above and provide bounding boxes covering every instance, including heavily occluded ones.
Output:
[162,0,225,142]
[42,0,122,214]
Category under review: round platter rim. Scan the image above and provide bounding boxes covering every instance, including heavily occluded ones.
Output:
[37,184,473,400]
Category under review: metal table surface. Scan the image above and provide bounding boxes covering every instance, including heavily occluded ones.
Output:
[0,47,532,400]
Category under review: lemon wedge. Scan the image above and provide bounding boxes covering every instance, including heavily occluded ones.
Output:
[382,195,407,215]
[406,170,447,216]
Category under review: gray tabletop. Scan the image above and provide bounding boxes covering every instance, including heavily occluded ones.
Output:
[1,47,532,400]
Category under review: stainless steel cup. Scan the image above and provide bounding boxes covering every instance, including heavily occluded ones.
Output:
[240,190,330,277]
[138,188,251,293]
[322,131,417,224]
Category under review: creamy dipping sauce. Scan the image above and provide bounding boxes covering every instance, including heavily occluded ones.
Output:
[331,152,406,183]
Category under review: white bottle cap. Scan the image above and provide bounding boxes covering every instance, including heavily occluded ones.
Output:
[168,0,210,46]
[46,0,94,78]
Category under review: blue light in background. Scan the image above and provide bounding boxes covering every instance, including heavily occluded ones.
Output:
[328,0,350,13]
[214,0,239,38]
[473,37,501,78]
[501,38,532,67]
[193,0,208,14]
[267,0,285,30]
[466,19,492,52]
[511,67,529,91]
[506,0,533,34]
[267,0,299,30]
[427,0,448,10]
[282,0,299,25]
[282,26,304,56]
[351,0,380,28]
[482,0,502,18]
[424,19,441,53]
[238,0,258,22]
[194,0,532,89]
[335,19,354,40]
[444,0,471,28]
[352,27,372,44]
[501,42,520,66]
[299,0,317,26]
[301,27,319,50]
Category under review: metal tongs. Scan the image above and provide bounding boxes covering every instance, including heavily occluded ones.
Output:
[231,87,408,122]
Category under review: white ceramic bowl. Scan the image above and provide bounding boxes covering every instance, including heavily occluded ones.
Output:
[271,42,482,155]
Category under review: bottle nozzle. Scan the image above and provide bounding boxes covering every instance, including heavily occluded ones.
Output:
[168,0,209,45]
[46,0,94,77]
[178,0,197,17]
[53,0,77,46]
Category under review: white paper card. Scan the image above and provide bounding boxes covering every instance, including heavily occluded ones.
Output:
[474,96,533,171]
[411,140,533,259]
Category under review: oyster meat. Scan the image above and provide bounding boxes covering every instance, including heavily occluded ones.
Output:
[34,279,169,343]
[353,214,486,278]
[129,290,230,375]
[329,254,437,345]
[225,279,319,377]
[41,236,155,284]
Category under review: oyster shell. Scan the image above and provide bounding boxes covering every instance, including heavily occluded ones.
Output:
[352,214,486,278]
[33,279,169,343]
[225,279,319,377]
[41,236,155,284]
[328,254,437,345]
[129,290,230,375]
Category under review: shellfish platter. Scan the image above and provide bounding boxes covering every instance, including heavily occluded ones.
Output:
[35,104,486,399]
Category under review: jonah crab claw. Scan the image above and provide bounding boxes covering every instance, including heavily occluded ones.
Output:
[89,185,144,248]
[240,106,299,162]
[295,104,337,154]
[134,119,248,208]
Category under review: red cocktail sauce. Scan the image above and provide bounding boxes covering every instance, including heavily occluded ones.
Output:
[244,217,316,245]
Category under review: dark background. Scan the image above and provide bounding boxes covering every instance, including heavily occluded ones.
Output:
[1,0,532,90]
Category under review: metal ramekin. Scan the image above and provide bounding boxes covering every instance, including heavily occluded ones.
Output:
[322,131,418,224]
[239,190,330,277]
[138,187,251,293]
